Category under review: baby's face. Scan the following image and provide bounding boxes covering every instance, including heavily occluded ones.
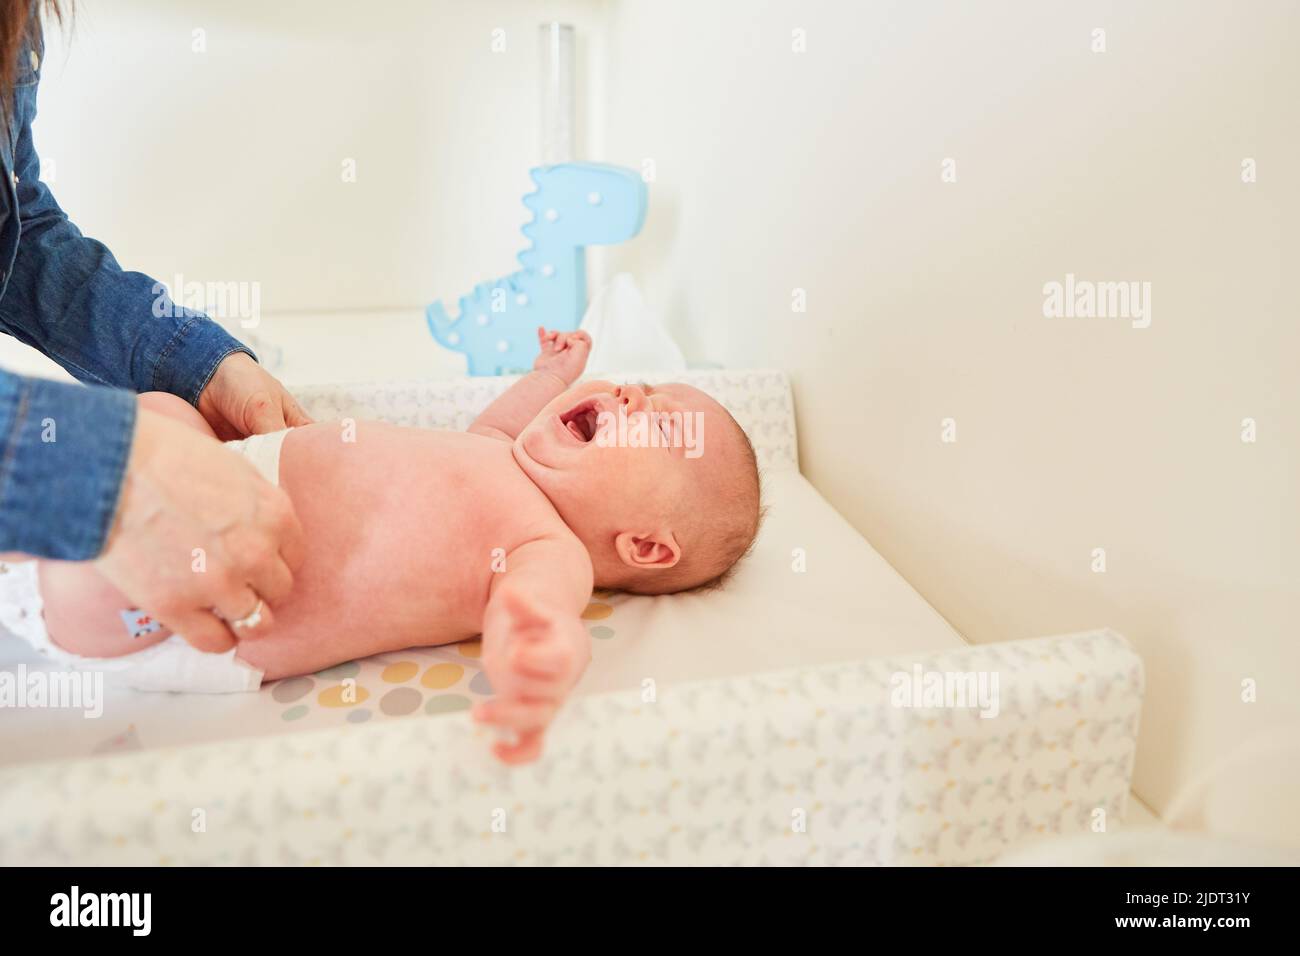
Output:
[512,380,737,545]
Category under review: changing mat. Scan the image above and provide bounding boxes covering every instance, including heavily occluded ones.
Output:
[0,370,1147,865]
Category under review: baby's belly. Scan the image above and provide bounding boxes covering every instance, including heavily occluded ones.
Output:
[235,424,495,681]
[235,573,476,681]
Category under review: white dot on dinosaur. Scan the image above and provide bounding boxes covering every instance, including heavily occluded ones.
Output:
[541,264,555,277]
[448,332,460,345]
[496,340,509,353]
[587,192,602,205]
[515,293,528,306]
[475,314,488,326]
[544,209,559,222]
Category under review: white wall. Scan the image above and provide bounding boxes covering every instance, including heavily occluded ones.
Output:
[32,0,603,315]
[596,0,1299,817]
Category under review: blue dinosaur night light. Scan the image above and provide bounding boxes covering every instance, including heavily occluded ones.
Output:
[426,162,647,375]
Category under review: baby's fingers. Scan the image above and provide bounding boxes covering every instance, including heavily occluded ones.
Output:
[556,331,590,353]
[511,641,566,677]
[473,698,558,733]
[491,729,545,765]
[496,668,565,700]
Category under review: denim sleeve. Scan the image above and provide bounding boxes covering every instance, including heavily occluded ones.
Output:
[0,56,254,405]
[0,369,136,560]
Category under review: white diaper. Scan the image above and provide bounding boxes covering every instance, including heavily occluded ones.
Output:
[224,427,289,486]
[0,428,292,694]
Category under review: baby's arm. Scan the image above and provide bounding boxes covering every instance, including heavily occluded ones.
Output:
[468,328,590,441]
[473,533,594,764]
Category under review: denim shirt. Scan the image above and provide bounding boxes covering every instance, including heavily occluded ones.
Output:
[0,27,253,560]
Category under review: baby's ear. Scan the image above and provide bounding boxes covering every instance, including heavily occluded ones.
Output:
[614,530,681,570]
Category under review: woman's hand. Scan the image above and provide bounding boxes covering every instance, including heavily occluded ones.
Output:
[198,352,313,440]
[93,409,306,653]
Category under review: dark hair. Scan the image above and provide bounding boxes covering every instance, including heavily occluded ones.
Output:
[1,1,67,120]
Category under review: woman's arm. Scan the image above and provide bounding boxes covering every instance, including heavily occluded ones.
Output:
[0,369,136,559]
[0,38,252,406]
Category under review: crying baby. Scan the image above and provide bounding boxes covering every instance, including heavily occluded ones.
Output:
[2,328,761,762]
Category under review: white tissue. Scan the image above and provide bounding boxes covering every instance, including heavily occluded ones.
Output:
[579,273,686,375]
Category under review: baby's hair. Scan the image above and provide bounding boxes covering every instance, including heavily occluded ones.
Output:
[625,409,764,595]
[677,502,767,593]
[681,426,765,593]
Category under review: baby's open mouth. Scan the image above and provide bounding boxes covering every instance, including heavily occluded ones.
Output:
[560,400,601,443]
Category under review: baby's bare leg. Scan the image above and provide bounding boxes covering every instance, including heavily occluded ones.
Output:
[39,393,218,658]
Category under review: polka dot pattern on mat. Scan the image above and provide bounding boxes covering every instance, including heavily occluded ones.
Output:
[271,677,314,703]
[316,662,360,680]
[319,684,369,708]
[590,626,615,640]
[382,661,418,683]
[581,603,613,621]
[380,687,423,716]
[275,633,520,725]
[425,695,472,715]
[421,663,464,689]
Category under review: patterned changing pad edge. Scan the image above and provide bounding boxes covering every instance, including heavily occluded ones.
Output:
[0,628,1142,866]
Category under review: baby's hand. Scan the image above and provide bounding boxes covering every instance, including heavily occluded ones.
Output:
[533,327,591,386]
[474,589,591,764]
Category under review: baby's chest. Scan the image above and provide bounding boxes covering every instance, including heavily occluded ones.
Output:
[326,459,560,619]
